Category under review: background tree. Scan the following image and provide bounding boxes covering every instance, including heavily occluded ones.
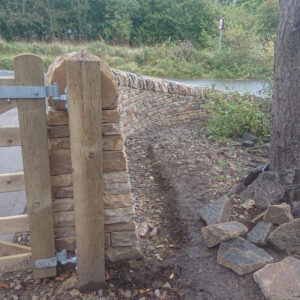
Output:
[270,0,300,176]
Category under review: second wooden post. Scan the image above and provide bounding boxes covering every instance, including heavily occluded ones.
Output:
[66,52,105,292]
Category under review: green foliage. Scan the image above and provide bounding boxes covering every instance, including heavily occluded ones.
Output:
[205,91,271,139]
[256,0,279,39]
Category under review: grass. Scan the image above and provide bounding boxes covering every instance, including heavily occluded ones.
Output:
[0,39,273,80]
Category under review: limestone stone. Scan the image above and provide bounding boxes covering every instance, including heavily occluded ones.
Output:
[103,151,127,172]
[103,172,129,184]
[52,198,74,213]
[253,257,300,300]
[103,194,134,209]
[106,244,143,262]
[49,149,72,176]
[104,207,134,224]
[103,135,123,151]
[49,138,70,150]
[199,195,232,225]
[102,110,120,123]
[104,221,136,233]
[103,182,131,195]
[47,110,68,126]
[52,186,73,198]
[240,171,295,210]
[103,123,121,135]
[247,221,273,246]
[268,218,300,254]
[48,125,70,138]
[202,221,248,248]
[263,204,294,225]
[51,174,72,187]
[53,211,74,227]
[217,237,273,275]
[55,237,76,251]
[54,226,75,238]
[111,231,138,247]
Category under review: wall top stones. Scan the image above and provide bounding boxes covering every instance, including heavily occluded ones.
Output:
[112,69,207,97]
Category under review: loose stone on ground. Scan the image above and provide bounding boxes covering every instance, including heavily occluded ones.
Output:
[253,256,300,300]
[202,221,248,248]
[247,221,273,246]
[240,171,295,210]
[217,237,273,275]
[263,204,294,225]
[268,218,300,255]
[199,195,231,225]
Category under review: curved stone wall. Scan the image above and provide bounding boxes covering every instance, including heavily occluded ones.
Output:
[112,70,209,136]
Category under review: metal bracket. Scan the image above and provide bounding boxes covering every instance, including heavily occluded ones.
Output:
[35,249,77,269]
[0,82,68,108]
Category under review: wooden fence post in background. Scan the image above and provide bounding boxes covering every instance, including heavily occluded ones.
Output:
[66,52,105,292]
[14,54,56,279]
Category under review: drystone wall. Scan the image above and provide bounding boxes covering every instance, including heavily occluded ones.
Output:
[112,70,209,136]
[46,54,141,263]
[46,53,261,263]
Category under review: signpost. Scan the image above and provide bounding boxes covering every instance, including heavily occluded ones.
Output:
[218,17,225,54]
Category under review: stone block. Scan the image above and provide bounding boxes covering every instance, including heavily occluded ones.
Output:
[263,204,294,225]
[49,149,72,176]
[103,182,131,195]
[104,207,134,224]
[268,218,300,254]
[47,110,69,126]
[247,221,273,246]
[103,151,127,172]
[103,123,121,135]
[199,195,232,225]
[202,221,248,248]
[52,198,74,213]
[52,186,73,198]
[103,194,134,209]
[240,171,295,210]
[111,231,138,247]
[48,125,70,138]
[253,257,300,300]
[217,237,273,275]
[106,244,143,262]
[51,174,72,187]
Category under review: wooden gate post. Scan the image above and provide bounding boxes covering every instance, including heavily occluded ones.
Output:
[14,54,56,278]
[66,52,105,292]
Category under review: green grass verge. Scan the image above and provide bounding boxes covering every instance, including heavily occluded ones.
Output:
[0,40,273,79]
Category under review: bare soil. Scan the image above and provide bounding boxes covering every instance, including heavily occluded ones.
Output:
[0,122,280,300]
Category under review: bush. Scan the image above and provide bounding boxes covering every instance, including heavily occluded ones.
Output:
[205,91,271,139]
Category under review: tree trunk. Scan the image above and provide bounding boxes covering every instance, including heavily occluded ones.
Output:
[270,0,300,172]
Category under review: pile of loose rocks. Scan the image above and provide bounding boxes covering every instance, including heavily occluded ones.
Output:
[200,194,300,300]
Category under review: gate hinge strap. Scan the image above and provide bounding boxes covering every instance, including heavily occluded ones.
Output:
[0,83,67,101]
[35,249,77,269]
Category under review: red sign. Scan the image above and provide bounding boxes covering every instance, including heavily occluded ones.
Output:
[218,17,224,31]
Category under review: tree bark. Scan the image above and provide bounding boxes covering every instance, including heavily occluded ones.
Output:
[270,0,300,172]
